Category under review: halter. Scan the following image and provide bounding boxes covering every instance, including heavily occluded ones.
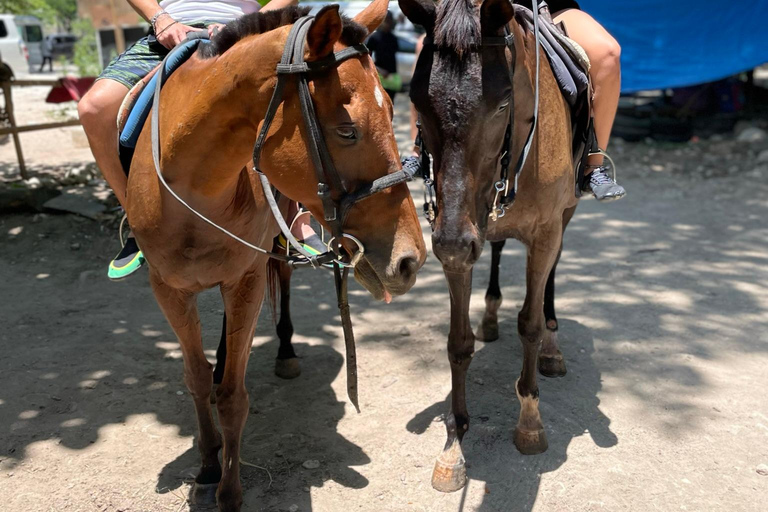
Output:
[416,4,542,225]
[150,16,415,411]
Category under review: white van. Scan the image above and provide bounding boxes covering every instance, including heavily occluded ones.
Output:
[0,14,44,75]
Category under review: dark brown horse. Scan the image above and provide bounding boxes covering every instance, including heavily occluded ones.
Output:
[125,2,426,510]
[399,0,580,492]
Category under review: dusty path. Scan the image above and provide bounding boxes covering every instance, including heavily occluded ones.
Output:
[1,96,767,512]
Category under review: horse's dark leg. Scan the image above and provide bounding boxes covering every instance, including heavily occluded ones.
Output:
[273,260,301,379]
[210,315,227,403]
[513,223,563,455]
[539,206,576,378]
[475,240,506,342]
[149,271,222,506]
[216,267,266,512]
[432,270,474,493]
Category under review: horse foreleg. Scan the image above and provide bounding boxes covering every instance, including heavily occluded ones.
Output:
[513,224,563,455]
[539,206,576,378]
[216,266,266,512]
[475,240,506,342]
[149,272,222,505]
[272,260,300,379]
[432,270,474,493]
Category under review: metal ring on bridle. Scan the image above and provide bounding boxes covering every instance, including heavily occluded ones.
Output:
[326,233,365,268]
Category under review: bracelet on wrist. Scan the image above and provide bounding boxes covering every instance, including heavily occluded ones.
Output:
[150,10,171,32]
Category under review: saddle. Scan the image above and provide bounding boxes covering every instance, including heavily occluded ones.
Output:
[516,3,598,196]
[117,32,211,175]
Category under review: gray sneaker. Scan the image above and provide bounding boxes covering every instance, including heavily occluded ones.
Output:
[588,166,625,201]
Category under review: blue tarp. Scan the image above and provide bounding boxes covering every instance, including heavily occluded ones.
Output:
[579,1,768,92]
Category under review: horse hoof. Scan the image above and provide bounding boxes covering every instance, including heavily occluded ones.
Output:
[275,357,301,380]
[539,354,567,378]
[189,482,218,506]
[431,458,467,493]
[474,319,499,342]
[513,427,548,455]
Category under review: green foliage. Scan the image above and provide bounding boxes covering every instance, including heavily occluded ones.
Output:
[0,0,77,30]
[72,18,100,78]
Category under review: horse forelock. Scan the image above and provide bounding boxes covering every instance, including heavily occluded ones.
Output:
[434,0,481,57]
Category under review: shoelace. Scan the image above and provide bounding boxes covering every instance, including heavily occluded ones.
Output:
[589,167,614,185]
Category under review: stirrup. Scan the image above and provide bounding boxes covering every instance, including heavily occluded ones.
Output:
[586,148,618,184]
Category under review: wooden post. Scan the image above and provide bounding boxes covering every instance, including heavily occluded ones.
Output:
[1,80,28,180]
[108,0,126,54]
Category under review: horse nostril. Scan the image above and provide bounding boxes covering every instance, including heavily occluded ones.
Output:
[397,255,420,281]
[468,236,481,264]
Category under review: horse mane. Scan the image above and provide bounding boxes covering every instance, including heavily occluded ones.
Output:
[198,6,369,59]
[434,0,481,57]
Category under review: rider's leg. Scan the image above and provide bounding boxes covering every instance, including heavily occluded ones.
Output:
[553,8,625,200]
[553,8,621,163]
[78,79,130,207]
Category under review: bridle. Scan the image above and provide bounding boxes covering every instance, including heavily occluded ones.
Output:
[150,16,415,411]
[415,5,542,226]
[252,16,415,269]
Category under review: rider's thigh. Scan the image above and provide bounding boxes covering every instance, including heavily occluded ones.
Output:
[78,79,128,129]
[552,9,621,70]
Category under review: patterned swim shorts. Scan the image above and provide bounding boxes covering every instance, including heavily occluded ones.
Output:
[97,36,169,89]
[97,23,216,89]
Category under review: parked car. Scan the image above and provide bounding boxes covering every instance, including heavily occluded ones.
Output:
[45,34,78,60]
[0,14,44,75]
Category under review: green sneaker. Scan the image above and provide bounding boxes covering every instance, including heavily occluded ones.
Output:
[108,236,145,281]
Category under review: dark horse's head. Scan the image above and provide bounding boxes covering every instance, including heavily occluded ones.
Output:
[400,0,518,272]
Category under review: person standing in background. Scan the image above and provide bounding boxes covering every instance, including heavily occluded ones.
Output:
[367,10,401,101]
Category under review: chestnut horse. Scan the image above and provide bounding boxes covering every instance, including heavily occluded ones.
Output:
[125,2,426,509]
[400,0,580,492]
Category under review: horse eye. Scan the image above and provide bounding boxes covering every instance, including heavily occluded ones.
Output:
[336,127,357,140]
[498,102,510,112]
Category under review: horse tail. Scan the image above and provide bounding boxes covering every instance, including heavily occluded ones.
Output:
[265,257,281,324]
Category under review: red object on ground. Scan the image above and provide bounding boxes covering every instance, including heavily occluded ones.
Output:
[45,77,96,103]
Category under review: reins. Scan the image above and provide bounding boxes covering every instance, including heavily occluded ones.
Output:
[416,3,543,225]
[149,16,415,411]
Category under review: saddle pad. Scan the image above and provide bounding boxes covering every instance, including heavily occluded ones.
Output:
[117,66,160,138]
[514,5,590,108]
[119,35,210,150]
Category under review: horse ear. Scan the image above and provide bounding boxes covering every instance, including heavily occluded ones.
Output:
[353,0,391,34]
[481,0,515,33]
[307,5,343,60]
[398,0,436,31]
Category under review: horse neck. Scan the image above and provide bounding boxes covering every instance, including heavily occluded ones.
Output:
[155,35,284,199]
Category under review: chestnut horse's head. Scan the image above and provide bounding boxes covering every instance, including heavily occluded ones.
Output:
[250,0,426,300]
[400,0,517,272]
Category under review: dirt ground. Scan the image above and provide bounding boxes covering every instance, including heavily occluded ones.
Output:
[1,89,767,512]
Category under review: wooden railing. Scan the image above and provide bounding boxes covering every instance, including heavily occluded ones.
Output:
[0,78,82,180]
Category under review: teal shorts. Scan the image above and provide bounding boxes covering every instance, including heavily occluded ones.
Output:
[97,35,169,89]
[98,23,216,89]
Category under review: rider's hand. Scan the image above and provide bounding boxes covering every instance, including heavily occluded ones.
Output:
[155,16,204,49]
[207,23,226,38]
